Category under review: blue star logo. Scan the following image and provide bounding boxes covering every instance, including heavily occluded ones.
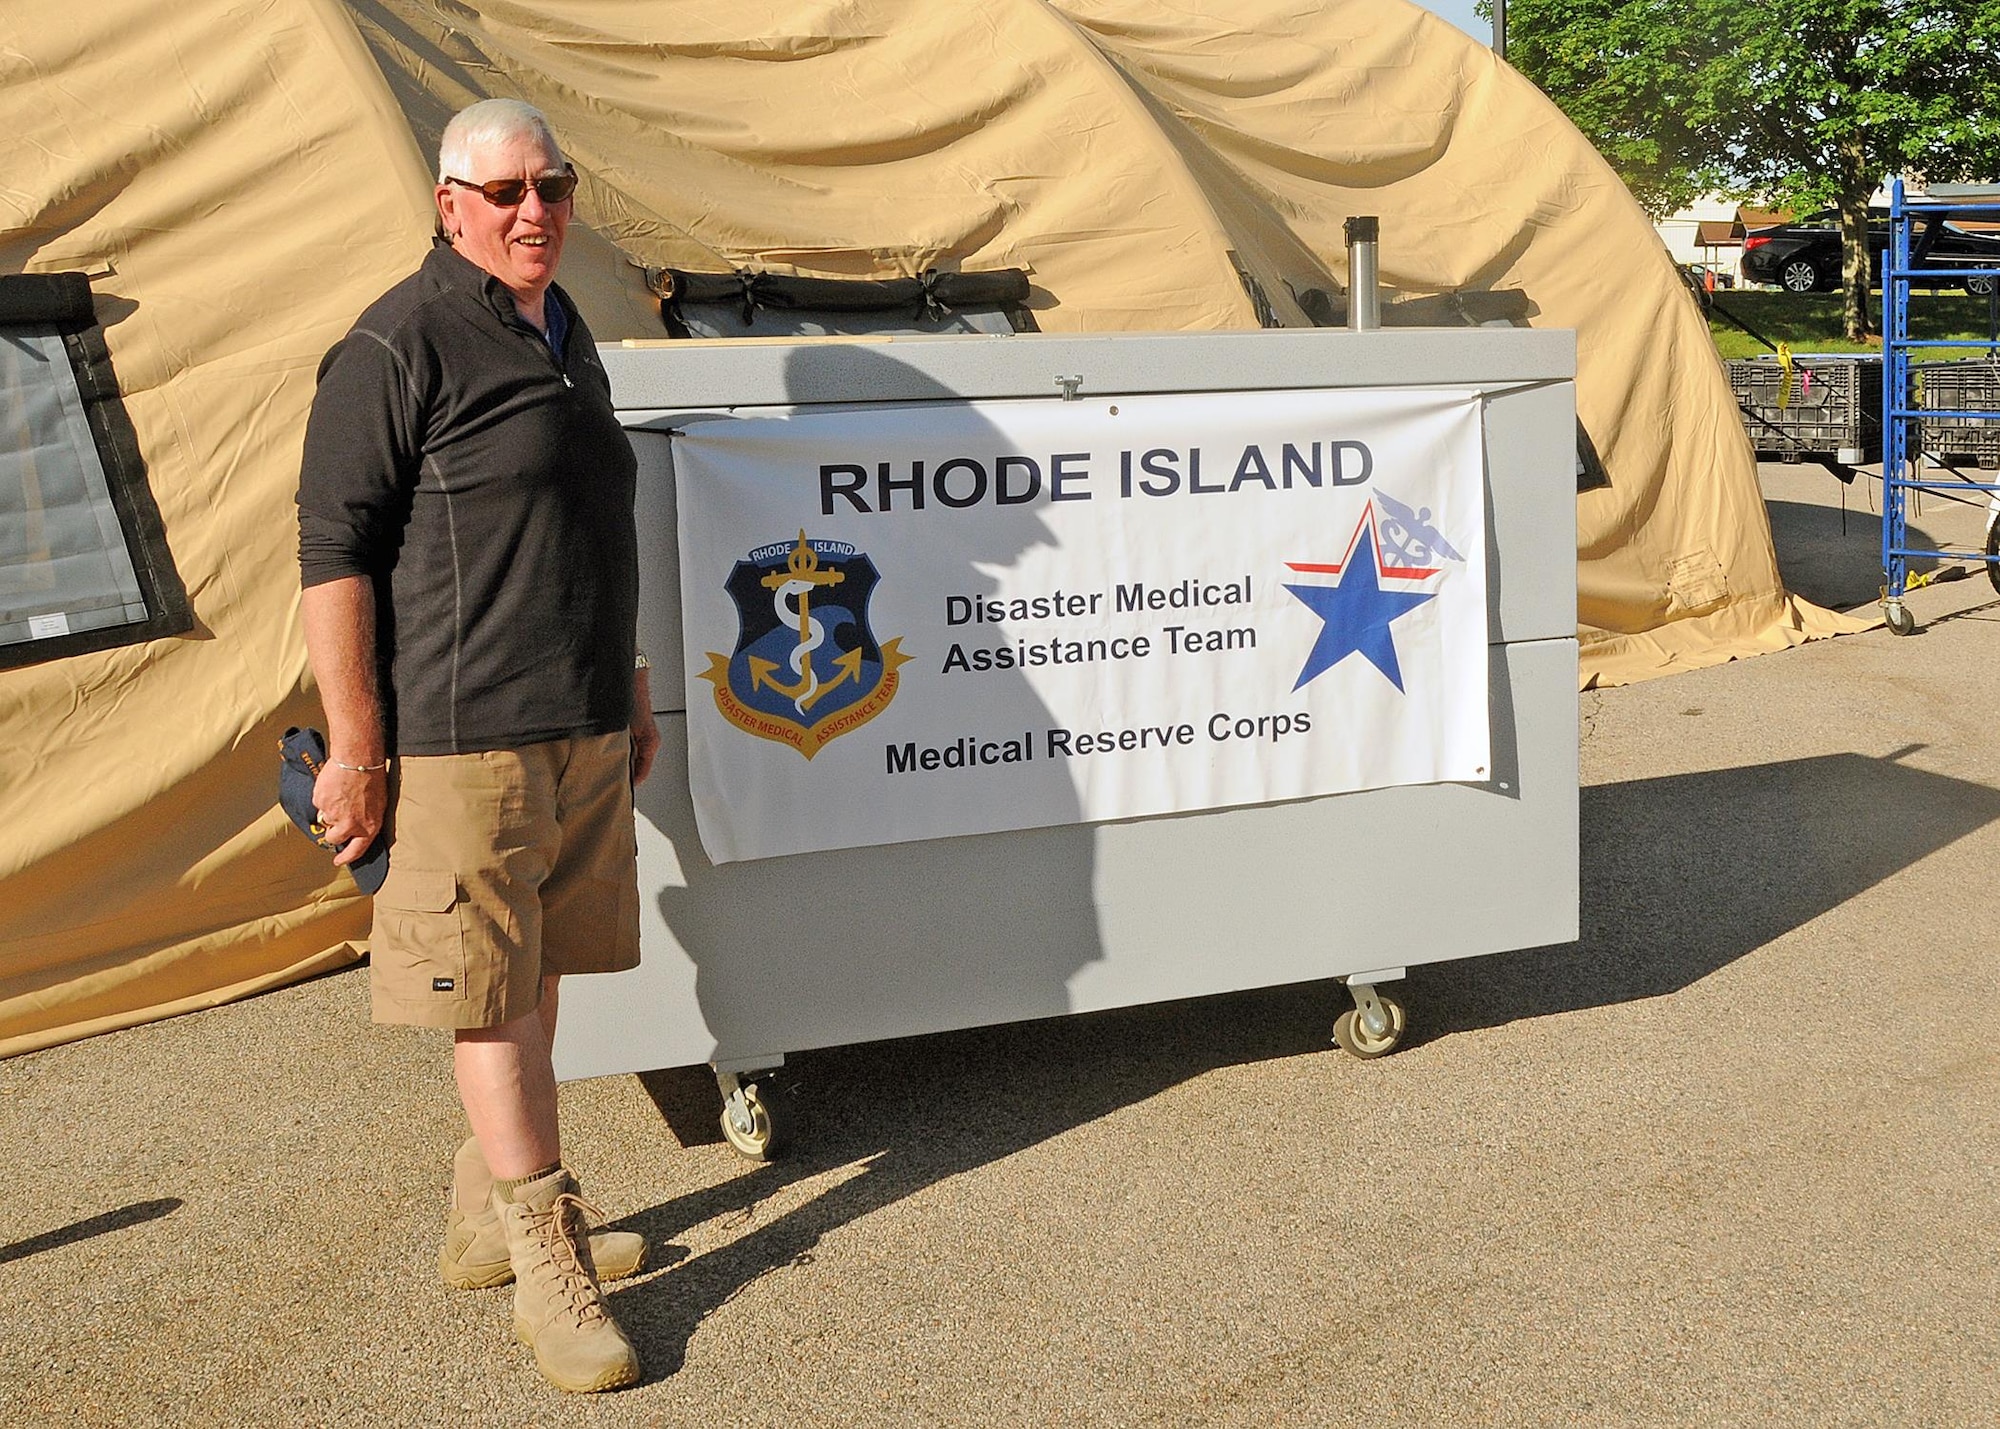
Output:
[1285,515,1437,692]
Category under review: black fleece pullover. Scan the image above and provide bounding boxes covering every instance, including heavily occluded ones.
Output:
[297,243,638,755]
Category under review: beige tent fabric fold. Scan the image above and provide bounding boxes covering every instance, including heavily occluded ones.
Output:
[0,0,436,1055]
[1580,589,1873,687]
[1,0,1863,1056]
[1045,0,1869,682]
[343,0,1266,333]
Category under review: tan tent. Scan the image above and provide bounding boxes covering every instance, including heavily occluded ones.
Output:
[0,0,1859,1056]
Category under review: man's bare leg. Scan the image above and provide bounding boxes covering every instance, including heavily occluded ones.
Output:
[457,973,635,1390]
[441,975,645,1291]
[455,988,562,1181]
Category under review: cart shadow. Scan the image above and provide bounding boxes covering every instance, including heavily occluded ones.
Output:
[600,753,2000,1380]
[598,739,2000,1380]
[604,979,1342,1381]
[1408,748,2000,1037]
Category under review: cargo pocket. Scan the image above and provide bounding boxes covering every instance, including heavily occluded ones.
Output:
[370,867,467,1003]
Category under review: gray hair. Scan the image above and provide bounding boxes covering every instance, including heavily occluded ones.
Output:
[437,99,565,181]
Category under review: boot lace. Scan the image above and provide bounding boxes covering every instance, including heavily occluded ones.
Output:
[525,1191,613,1328]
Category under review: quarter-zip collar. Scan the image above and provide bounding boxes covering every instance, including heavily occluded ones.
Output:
[425,238,575,375]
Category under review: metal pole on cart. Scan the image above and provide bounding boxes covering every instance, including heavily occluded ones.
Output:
[1881,179,1915,635]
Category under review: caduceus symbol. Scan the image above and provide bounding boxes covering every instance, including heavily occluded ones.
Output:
[1375,492,1464,566]
[750,531,857,713]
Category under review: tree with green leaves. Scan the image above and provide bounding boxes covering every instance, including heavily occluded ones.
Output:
[1505,0,2000,340]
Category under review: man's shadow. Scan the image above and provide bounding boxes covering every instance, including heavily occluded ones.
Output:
[650,344,1105,1068]
[595,339,1554,1381]
[612,341,1130,1377]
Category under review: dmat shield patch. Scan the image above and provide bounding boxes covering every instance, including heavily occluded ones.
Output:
[698,532,911,759]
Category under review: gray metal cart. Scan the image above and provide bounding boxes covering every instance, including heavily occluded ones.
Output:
[553,328,1579,1158]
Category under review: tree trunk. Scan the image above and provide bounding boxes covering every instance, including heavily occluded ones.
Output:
[1836,138,1873,343]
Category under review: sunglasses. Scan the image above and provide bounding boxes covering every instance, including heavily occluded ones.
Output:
[443,164,578,207]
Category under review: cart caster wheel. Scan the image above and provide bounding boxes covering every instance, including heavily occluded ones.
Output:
[1985,522,2000,595]
[720,1079,791,1162]
[1883,601,1917,637]
[1333,989,1406,1060]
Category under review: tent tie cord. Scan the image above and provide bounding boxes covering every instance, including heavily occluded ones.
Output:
[732,267,769,327]
[1706,294,1782,355]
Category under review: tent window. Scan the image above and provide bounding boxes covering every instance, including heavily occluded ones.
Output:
[0,273,188,668]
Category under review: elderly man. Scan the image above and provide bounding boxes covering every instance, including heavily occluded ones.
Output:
[296,98,657,1394]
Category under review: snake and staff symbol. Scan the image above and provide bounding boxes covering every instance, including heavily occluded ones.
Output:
[750,533,856,713]
[701,532,912,758]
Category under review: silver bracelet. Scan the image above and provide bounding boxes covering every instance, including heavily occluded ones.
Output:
[330,758,389,773]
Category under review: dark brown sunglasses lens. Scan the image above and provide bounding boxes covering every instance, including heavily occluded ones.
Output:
[465,173,573,205]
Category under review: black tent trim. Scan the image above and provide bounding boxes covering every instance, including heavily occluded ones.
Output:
[655,267,1037,337]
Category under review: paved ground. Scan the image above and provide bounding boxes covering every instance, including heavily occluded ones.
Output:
[4,462,1997,1427]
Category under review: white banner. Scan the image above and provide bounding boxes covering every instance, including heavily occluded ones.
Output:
[674,387,1488,863]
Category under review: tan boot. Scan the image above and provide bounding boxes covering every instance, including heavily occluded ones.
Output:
[499,1167,641,1393]
[440,1138,646,1290]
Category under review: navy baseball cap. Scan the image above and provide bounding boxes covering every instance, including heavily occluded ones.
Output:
[278,726,390,895]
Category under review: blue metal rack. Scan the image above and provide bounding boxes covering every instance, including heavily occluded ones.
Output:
[1881,179,2000,634]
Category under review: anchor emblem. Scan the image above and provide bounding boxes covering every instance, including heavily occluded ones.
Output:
[747,534,860,711]
[701,532,911,758]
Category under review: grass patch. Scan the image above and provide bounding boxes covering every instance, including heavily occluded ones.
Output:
[1707,290,2000,361]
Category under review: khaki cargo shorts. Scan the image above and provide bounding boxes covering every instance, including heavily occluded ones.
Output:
[368,731,641,1030]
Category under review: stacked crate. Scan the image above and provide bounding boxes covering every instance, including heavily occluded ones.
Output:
[1726,355,1881,463]
[1912,358,2000,468]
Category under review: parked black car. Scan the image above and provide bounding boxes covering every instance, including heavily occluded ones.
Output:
[1740,209,2000,294]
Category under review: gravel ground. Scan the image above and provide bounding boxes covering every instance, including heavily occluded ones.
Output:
[3,462,1996,1427]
